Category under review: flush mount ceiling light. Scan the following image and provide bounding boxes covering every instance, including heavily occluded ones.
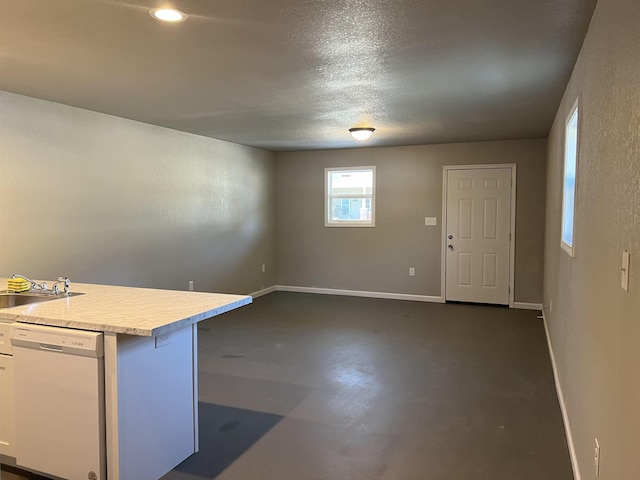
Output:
[349,127,375,141]
[149,8,188,22]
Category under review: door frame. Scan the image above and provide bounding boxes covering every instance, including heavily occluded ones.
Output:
[440,164,517,308]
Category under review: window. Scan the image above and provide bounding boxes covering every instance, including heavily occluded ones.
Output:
[325,166,375,226]
[561,98,579,256]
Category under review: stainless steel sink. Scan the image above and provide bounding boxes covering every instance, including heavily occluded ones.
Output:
[0,292,84,309]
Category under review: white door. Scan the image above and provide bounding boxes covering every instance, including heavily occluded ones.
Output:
[445,167,513,305]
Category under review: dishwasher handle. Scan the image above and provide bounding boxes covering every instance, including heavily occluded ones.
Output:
[39,343,64,352]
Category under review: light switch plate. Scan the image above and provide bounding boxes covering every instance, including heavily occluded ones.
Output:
[621,250,630,292]
[425,217,437,226]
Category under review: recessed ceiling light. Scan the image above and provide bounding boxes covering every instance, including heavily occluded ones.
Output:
[349,127,375,141]
[149,8,188,23]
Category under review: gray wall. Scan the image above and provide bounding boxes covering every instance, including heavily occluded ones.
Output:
[543,0,640,478]
[0,91,276,294]
[276,139,546,303]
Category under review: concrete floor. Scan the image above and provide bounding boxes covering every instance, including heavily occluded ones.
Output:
[2,292,573,480]
[165,292,573,480]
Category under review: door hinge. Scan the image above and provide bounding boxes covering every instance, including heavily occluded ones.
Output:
[508,286,511,294]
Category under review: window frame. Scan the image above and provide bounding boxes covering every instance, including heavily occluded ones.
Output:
[561,97,580,257]
[325,166,376,227]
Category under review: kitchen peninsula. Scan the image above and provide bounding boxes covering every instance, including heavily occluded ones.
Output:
[0,280,251,480]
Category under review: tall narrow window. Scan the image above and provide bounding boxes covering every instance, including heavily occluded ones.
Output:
[325,166,375,226]
[561,98,579,256]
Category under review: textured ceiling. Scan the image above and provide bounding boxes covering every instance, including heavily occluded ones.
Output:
[0,0,597,151]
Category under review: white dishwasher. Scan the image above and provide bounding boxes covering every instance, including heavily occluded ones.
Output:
[11,323,106,480]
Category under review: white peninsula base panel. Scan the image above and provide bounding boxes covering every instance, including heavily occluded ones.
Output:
[105,324,199,480]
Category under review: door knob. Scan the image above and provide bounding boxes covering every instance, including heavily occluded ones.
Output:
[448,244,454,250]
[448,235,453,240]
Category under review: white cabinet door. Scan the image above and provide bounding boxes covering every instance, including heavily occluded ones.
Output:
[0,353,15,458]
[0,323,13,355]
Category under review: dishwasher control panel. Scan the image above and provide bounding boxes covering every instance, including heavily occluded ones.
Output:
[11,324,103,357]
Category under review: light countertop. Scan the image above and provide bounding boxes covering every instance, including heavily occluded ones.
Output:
[0,279,251,336]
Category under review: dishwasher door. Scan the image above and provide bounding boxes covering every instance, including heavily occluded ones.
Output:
[11,323,106,480]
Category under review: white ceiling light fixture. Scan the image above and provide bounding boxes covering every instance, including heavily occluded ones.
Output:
[149,8,188,23]
[349,127,375,141]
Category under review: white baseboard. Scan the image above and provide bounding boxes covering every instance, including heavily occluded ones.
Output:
[542,310,581,480]
[254,286,540,311]
[249,286,276,298]
[513,302,543,311]
[257,285,544,309]
[275,285,445,303]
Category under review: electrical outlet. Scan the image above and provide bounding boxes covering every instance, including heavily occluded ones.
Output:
[188,280,194,291]
[155,333,171,349]
[262,263,266,273]
[409,267,415,277]
[594,438,600,476]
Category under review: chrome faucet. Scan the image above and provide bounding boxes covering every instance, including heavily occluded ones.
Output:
[11,274,43,291]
